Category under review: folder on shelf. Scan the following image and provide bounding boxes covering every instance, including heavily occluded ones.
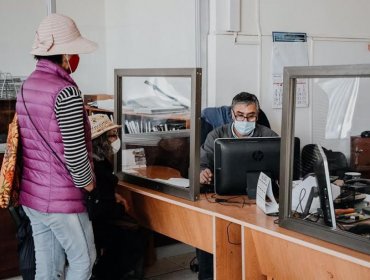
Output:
[88,99,114,111]
[133,106,187,114]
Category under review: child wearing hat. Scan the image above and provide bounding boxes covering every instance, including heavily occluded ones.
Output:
[89,114,145,279]
[89,114,128,218]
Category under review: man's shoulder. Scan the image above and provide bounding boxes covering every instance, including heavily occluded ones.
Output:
[210,123,232,138]
[255,124,279,137]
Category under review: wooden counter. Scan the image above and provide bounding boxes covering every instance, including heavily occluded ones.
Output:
[117,180,370,279]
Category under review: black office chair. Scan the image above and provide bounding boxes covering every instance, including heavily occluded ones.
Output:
[301,144,348,179]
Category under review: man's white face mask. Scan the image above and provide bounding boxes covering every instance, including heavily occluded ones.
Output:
[234,120,256,136]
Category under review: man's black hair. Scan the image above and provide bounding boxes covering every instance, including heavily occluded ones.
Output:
[34,55,63,65]
[231,92,260,112]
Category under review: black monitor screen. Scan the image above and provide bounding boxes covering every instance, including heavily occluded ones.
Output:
[313,145,337,228]
[214,137,300,198]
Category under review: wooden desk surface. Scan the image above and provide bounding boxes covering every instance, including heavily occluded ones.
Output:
[118,181,370,261]
[117,180,370,279]
[129,166,181,179]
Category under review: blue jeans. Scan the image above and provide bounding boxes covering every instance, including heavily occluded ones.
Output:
[23,206,96,280]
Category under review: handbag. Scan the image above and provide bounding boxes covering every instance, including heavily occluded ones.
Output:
[0,113,22,208]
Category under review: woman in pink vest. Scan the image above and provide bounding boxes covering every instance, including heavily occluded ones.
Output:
[16,14,97,280]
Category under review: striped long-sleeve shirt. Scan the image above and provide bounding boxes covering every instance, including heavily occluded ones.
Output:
[54,86,93,188]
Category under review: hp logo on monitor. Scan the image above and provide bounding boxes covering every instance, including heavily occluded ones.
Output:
[252,150,264,161]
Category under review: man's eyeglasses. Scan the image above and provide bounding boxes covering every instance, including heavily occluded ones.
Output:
[232,110,257,122]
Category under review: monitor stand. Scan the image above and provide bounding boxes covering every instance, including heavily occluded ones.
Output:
[246,172,260,199]
[246,171,275,199]
[302,186,319,218]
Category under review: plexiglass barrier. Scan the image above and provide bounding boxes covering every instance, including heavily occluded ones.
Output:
[114,68,202,201]
[279,64,370,255]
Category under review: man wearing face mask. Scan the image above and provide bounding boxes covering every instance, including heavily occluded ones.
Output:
[200,92,278,185]
[16,14,97,279]
[197,92,277,280]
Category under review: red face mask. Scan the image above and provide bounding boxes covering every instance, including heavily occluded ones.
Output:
[66,54,80,73]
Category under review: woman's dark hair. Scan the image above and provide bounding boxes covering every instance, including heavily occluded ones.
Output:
[92,133,113,159]
[34,55,63,65]
[231,91,260,112]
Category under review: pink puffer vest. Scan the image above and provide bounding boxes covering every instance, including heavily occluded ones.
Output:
[16,59,93,213]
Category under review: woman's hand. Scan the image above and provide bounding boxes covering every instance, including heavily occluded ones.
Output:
[84,182,95,192]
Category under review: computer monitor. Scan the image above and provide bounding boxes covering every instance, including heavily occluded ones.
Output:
[313,145,337,229]
[214,137,300,199]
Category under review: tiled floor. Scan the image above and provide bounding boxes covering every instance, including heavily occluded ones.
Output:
[4,243,199,280]
[145,251,197,280]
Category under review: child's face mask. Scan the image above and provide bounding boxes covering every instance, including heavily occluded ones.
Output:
[111,138,121,154]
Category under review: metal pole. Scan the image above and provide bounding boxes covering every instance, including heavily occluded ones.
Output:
[46,0,56,14]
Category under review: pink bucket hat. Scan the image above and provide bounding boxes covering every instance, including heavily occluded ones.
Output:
[31,13,97,56]
[89,114,121,140]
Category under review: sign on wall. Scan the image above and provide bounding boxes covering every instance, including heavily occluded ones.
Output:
[271,32,309,108]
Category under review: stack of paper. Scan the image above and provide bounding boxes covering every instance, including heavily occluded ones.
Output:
[122,148,146,169]
[256,172,279,214]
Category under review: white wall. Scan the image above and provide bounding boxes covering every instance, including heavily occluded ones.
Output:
[259,0,370,38]
[3,0,370,151]
[0,0,46,76]
[56,0,106,94]
[209,0,370,150]
[207,35,259,106]
[1,0,198,102]
[0,0,106,94]
[104,0,197,94]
